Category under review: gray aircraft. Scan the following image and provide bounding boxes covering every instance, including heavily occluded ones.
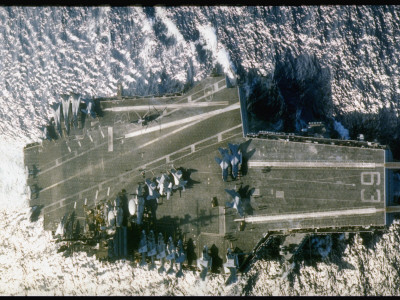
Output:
[175,239,186,278]
[26,164,40,178]
[223,247,239,285]
[138,230,148,267]
[225,189,244,217]
[135,184,145,225]
[115,206,124,228]
[197,245,212,280]
[223,247,239,273]
[50,102,62,136]
[80,98,96,118]
[170,169,187,191]
[228,143,242,179]
[215,147,231,181]
[156,173,172,200]
[147,230,157,270]
[156,232,167,274]
[131,106,166,127]
[145,178,161,202]
[166,236,176,274]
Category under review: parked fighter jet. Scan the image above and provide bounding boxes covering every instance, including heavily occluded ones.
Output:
[197,245,212,280]
[223,247,239,273]
[145,178,160,202]
[27,184,41,200]
[156,173,172,200]
[51,102,62,136]
[215,147,230,181]
[228,143,242,179]
[39,124,52,141]
[55,212,69,238]
[134,184,145,225]
[139,230,148,267]
[170,169,187,192]
[147,230,157,270]
[223,248,239,285]
[166,236,176,274]
[225,189,244,217]
[175,239,186,278]
[25,164,40,178]
[81,98,96,118]
[156,233,167,274]
[115,206,124,228]
[131,106,166,127]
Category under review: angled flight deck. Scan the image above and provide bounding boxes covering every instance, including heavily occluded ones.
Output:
[24,75,396,257]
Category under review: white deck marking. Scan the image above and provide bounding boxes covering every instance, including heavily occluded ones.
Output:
[88,134,93,142]
[248,161,384,168]
[235,207,385,223]
[104,101,229,111]
[124,103,240,139]
[100,128,105,138]
[108,127,113,152]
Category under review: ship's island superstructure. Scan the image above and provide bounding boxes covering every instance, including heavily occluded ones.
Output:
[24,75,400,272]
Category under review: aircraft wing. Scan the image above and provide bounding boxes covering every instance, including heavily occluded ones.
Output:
[145,178,152,187]
[218,147,229,157]
[225,189,240,199]
[228,143,239,154]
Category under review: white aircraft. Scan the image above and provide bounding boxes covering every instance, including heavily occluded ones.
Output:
[55,213,69,238]
[225,189,244,217]
[170,169,187,192]
[156,173,172,200]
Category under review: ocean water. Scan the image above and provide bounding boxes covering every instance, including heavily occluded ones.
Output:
[1,6,400,295]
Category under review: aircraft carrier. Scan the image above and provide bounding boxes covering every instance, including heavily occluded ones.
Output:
[24,75,400,268]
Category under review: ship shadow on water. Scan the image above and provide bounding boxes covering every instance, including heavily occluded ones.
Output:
[243,51,335,137]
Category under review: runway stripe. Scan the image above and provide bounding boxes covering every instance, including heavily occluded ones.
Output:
[104,101,229,111]
[235,207,385,223]
[248,161,384,169]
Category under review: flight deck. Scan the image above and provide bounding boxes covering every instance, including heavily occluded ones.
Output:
[24,75,399,260]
